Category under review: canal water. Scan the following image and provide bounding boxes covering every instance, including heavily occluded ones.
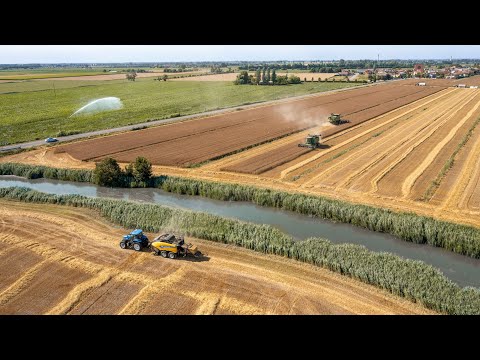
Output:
[1,175,479,287]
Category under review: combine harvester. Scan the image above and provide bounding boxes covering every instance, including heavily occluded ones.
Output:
[119,229,203,259]
[298,134,321,149]
[297,113,348,149]
[328,113,347,125]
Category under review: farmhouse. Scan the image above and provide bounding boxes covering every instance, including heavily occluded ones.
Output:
[413,63,424,75]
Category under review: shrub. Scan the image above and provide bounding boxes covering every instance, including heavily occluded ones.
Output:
[93,158,123,187]
[288,76,301,84]
[132,157,152,186]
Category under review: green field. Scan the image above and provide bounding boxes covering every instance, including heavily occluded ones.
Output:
[0,78,361,145]
[0,68,114,80]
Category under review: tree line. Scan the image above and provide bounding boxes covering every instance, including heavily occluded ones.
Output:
[234,67,301,85]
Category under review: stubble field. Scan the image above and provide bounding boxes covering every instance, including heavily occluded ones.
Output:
[0,200,431,315]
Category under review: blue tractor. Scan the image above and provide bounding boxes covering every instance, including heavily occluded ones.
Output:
[120,229,149,252]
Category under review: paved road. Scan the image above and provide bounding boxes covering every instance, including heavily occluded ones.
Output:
[0,82,379,153]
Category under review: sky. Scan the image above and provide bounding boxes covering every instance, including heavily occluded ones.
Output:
[1,45,480,63]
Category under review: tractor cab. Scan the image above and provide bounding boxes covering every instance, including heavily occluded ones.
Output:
[120,229,149,251]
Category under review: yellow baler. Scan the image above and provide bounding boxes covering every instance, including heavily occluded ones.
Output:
[150,233,202,259]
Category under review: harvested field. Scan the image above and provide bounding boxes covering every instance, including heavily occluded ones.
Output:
[36,71,206,81]
[222,141,313,174]
[400,76,480,87]
[269,88,480,215]
[218,85,444,175]
[171,73,238,81]
[57,82,440,167]
[0,200,432,315]
[320,86,442,138]
[279,88,457,181]
[276,73,336,81]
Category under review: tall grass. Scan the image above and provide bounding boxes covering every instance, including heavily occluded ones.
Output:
[0,186,478,314]
[159,176,480,258]
[2,162,480,258]
[0,163,92,182]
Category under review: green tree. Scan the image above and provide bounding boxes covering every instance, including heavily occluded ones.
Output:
[125,163,134,177]
[266,68,271,83]
[262,68,266,84]
[93,158,123,187]
[162,74,168,81]
[288,75,301,84]
[255,68,261,84]
[126,72,137,81]
[234,71,251,85]
[133,157,152,185]
[271,69,277,84]
[275,75,288,85]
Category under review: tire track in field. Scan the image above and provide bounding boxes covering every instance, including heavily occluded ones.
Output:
[369,90,478,194]
[300,90,467,188]
[402,90,480,198]
[280,89,455,179]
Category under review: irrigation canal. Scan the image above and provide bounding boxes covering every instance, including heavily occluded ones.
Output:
[1,175,479,288]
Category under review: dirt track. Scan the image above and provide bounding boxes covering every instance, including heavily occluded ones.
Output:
[0,200,432,315]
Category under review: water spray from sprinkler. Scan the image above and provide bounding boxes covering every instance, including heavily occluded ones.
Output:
[70,97,123,117]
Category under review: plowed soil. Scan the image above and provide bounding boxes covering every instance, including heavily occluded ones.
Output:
[0,200,433,315]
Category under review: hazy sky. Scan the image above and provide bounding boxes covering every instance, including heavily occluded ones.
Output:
[1,45,480,63]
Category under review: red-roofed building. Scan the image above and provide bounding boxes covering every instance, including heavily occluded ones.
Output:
[413,64,424,75]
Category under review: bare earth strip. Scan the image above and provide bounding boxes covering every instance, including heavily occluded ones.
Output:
[0,200,432,315]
